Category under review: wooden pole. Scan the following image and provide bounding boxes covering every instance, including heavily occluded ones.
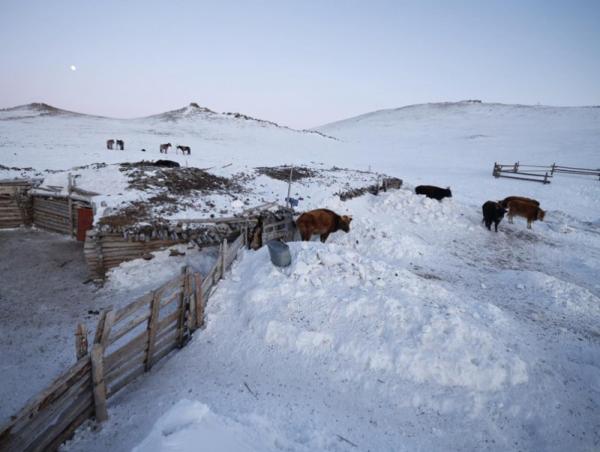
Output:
[176,266,189,348]
[221,239,228,276]
[194,273,204,328]
[90,344,108,423]
[75,323,88,360]
[286,166,293,209]
[144,290,161,371]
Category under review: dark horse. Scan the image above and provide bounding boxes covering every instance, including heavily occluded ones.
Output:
[177,145,191,155]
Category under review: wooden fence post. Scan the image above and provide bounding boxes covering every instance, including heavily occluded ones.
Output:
[194,273,204,329]
[90,344,108,423]
[221,239,228,276]
[75,323,88,360]
[144,290,161,371]
[176,266,189,348]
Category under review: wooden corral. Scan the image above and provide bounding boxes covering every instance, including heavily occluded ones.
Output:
[0,180,33,228]
[84,205,295,279]
[0,233,247,452]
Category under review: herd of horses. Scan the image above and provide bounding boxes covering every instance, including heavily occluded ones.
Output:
[296,184,546,243]
[106,140,191,155]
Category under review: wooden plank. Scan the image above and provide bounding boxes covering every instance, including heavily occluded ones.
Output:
[75,323,88,360]
[194,273,204,328]
[176,267,188,348]
[108,310,150,346]
[105,353,145,388]
[90,344,108,422]
[4,372,91,450]
[42,403,94,452]
[151,341,178,367]
[114,293,152,323]
[0,357,91,440]
[14,376,92,452]
[99,310,115,348]
[155,322,178,345]
[144,290,162,372]
[105,364,145,398]
[157,309,180,334]
[159,291,180,309]
[26,391,93,452]
[104,330,148,373]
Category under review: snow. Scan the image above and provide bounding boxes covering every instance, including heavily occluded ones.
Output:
[1,101,599,450]
[65,188,600,452]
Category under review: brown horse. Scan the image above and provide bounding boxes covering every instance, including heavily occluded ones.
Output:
[160,143,172,154]
[177,145,191,155]
[106,139,115,150]
[296,209,352,243]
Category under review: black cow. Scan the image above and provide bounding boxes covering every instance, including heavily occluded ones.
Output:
[415,185,452,201]
[482,201,506,232]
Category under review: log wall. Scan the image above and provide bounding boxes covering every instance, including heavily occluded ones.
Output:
[0,181,32,228]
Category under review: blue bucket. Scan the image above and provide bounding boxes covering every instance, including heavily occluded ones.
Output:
[266,240,291,267]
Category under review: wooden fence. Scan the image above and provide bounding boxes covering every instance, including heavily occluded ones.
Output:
[0,233,246,452]
[493,162,600,184]
[0,180,33,229]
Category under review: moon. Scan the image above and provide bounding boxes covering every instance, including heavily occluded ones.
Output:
[69,65,77,71]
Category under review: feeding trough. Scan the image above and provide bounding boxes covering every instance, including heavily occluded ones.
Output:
[266,239,291,267]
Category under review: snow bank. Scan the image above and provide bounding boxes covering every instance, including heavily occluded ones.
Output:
[133,400,295,452]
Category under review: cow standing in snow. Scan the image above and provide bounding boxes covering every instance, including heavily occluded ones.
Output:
[506,200,545,229]
[499,196,540,209]
[482,201,506,232]
[160,143,172,154]
[106,139,115,150]
[415,185,452,201]
[295,209,352,243]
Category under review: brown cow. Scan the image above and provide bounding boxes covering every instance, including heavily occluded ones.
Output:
[507,200,545,229]
[296,209,352,242]
[500,196,540,209]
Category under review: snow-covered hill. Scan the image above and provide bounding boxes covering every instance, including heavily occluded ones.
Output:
[0,102,337,171]
[316,100,600,219]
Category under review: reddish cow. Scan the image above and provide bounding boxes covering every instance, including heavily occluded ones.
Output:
[507,200,545,229]
[296,209,352,243]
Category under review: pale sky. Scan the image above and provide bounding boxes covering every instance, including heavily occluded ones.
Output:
[1,0,599,128]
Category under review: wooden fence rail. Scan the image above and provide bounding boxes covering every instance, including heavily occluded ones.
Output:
[0,232,246,452]
[493,162,599,183]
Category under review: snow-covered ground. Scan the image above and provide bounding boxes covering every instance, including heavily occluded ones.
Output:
[1,100,599,450]
[65,189,600,451]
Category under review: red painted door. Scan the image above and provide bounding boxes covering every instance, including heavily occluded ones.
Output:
[77,207,93,241]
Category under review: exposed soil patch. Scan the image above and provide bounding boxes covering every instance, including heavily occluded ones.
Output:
[256,165,318,182]
[98,201,149,228]
[122,164,240,195]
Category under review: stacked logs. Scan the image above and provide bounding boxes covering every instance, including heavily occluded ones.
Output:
[0,180,33,228]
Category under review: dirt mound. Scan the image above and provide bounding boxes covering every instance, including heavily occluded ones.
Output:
[124,166,238,195]
[256,165,318,182]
